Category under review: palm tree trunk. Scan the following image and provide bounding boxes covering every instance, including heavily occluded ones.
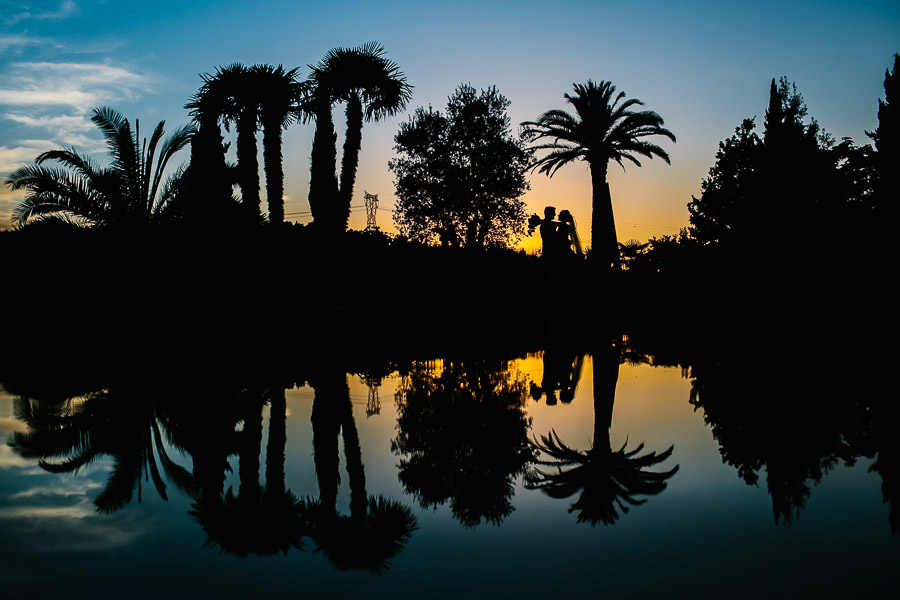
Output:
[311,371,342,512]
[592,342,619,453]
[239,391,264,506]
[262,116,284,224]
[309,97,338,232]
[187,116,232,226]
[339,382,368,522]
[590,162,620,270]
[339,94,363,232]
[236,108,260,224]
[265,386,287,497]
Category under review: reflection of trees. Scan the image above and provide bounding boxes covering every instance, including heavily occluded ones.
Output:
[525,342,679,525]
[9,388,197,513]
[188,384,306,557]
[687,333,862,527]
[391,359,535,527]
[305,368,416,574]
[869,420,899,535]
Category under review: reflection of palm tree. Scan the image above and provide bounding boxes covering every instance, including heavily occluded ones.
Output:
[10,390,196,513]
[522,81,675,269]
[306,369,416,574]
[189,385,306,557]
[306,42,412,233]
[525,344,679,525]
[7,107,193,227]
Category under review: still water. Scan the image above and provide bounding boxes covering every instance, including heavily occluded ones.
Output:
[0,342,896,598]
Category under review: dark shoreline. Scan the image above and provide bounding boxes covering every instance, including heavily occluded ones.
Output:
[1,225,888,385]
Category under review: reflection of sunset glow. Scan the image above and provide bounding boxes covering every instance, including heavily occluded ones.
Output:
[520,354,702,456]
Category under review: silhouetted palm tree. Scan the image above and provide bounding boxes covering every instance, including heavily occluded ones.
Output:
[305,369,417,574]
[253,64,302,224]
[522,81,675,269]
[525,344,679,525]
[7,107,193,227]
[192,63,264,224]
[306,42,412,233]
[185,70,239,224]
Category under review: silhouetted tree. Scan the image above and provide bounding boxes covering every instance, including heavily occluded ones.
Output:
[7,107,193,227]
[390,84,532,248]
[686,118,762,247]
[525,342,679,525]
[522,80,675,269]
[185,70,237,224]
[867,53,899,224]
[618,238,648,270]
[253,64,302,224]
[391,359,535,527]
[687,77,877,273]
[218,64,263,224]
[307,42,412,234]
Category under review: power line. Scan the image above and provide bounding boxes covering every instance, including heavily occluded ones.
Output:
[617,221,683,231]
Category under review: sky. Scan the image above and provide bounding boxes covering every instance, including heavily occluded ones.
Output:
[0,0,897,250]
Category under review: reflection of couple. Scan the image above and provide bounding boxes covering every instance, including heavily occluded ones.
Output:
[535,206,582,258]
[530,352,584,406]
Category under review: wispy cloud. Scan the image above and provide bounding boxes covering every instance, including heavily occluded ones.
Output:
[0,61,151,112]
[4,0,79,26]
[0,55,154,228]
[0,140,57,171]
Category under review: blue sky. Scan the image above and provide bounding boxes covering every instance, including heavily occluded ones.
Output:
[0,0,898,247]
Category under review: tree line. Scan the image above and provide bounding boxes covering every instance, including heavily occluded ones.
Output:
[5,49,896,284]
[627,55,898,281]
[6,42,412,236]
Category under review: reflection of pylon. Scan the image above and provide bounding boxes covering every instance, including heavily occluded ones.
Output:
[366,384,381,417]
[364,191,379,231]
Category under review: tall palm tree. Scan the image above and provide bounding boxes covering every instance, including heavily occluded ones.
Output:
[7,107,193,227]
[252,64,302,224]
[525,342,679,525]
[306,42,412,233]
[188,63,264,225]
[185,71,239,224]
[217,64,263,224]
[522,80,675,269]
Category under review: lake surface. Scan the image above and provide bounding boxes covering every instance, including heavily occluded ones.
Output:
[1,334,896,599]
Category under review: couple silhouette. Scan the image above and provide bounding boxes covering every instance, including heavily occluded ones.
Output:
[536,206,582,259]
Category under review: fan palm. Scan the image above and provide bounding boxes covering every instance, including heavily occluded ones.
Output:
[185,70,239,223]
[253,64,302,224]
[7,107,193,227]
[214,63,263,224]
[525,343,679,525]
[306,42,412,233]
[522,80,675,269]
